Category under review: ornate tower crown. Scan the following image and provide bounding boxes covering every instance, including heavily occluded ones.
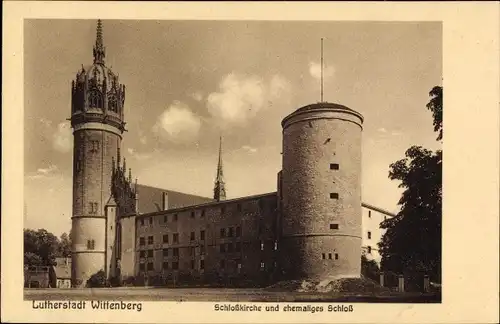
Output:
[70,20,126,133]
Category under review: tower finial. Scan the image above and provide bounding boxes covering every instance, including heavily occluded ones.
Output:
[320,37,324,103]
[93,19,105,64]
[213,136,226,201]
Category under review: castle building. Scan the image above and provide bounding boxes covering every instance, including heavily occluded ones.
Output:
[70,21,394,287]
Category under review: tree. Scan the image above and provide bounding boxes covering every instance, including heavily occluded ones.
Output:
[361,253,380,282]
[379,87,443,283]
[58,232,72,258]
[86,270,109,288]
[426,86,443,141]
[24,229,60,266]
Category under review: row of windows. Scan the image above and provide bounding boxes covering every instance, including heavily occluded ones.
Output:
[140,246,206,258]
[139,201,274,227]
[220,242,241,253]
[322,253,339,260]
[139,260,272,272]
[220,226,241,238]
[87,91,119,112]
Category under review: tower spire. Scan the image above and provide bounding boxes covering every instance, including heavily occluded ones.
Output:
[93,19,106,64]
[213,136,226,201]
[320,37,324,103]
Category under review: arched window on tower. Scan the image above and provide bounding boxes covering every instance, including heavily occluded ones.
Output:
[88,90,103,109]
[108,93,118,113]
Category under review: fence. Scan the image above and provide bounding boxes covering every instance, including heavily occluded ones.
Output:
[378,271,433,293]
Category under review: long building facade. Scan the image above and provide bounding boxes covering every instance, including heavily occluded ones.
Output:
[70,20,395,287]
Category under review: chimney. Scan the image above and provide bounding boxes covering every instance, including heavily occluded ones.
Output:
[162,192,169,211]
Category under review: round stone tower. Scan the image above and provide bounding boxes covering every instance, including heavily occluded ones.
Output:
[70,20,126,286]
[280,102,363,281]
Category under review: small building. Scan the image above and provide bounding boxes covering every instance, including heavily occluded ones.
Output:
[52,257,72,288]
[24,266,51,288]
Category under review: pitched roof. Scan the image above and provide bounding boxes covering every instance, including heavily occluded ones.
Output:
[53,264,71,279]
[136,184,215,214]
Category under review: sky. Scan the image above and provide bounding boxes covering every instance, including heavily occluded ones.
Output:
[24,19,442,236]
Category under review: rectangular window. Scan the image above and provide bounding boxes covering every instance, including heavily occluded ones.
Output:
[149,217,153,225]
[274,241,278,250]
[87,239,95,250]
[163,262,168,270]
[139,263,145,271]
[368,210,372,218]
[236,226,241,237]
[367,246,372,254]
[330,193,339,199]
[189,247,194,256]
[367,231,372,239]
[148,236,154,245]
[147,250,153,258]
[200,259,205,270]
[260,262,265,269]
[322,253,326,260]
[220,244,226,253]
[140,219,145,226]
[260,241,264,251]
[190,232,195,241]
[330,163,339,170]
[228,227,234,237]
[90,140,99,153]
[227,243,233,253]
[220,260,225,269]
[89,202,98,214]
[140,250,146,258]
[173,214,178,222]
[330,223,339,230]
[200,230,205,240]
[200,245,205,255]
[191,211,195,218]
[147,262,153,271]
[163,248,169,257]
[173,233,179,243]
[163,234,168,244]
[235,242,241,252]
[201,210,205,218]
[220,228,226,238]
[139,237,145,246]
[191,260,195,269]
[164,215,168,223]
[173,248,179,257]
[172,262,178,270]
[237,204,242,212]
[335,253,339,260]
[328,253,332,260]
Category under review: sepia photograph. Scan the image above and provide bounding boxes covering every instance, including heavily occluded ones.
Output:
[22,18,443,303]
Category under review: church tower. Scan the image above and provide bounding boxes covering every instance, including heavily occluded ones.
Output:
[213,136,226,201]
[70,20,126,286]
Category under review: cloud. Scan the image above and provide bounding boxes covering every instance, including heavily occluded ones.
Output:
[127,148,152,161]
[190,91,204,102]
[309,61,335,81]
[207,73,290,126]
[52,122,72,153]
[27,164,59,180]
[241,145,258,154]
[152,101,202,143]
[138,129,148,145]
[378,127,387,133]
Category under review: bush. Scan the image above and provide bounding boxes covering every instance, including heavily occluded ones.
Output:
[86,270,109,288]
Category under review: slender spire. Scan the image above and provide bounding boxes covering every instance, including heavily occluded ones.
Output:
[213,136,226,201]
[320,37,324,103]
[93,19,106,64]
